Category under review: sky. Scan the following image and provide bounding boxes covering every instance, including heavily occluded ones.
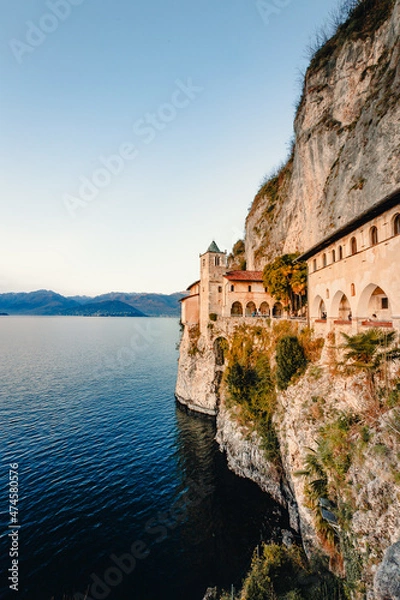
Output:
[0,0,340,296]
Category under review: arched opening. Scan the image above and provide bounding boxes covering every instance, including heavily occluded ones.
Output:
[319,299,327,319]
[338,246,343,260]
[272,302,283,318]
[231,301,243,317]
[358,284,392,322]
[259,301,270,316]
[332,249,336,263]
[245,301,257,317]
[214,337,228,366]
[350,237,357,255]
[394,213,400,236]
[331,291,351,321]
[339,295,351,320]
[370,226,378,246]
[322,253,327,267]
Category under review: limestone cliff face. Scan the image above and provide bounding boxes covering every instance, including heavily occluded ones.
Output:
[276,366,400,596]
[179,4,400,598]
[175,327,219,416]
[246,0,400,270]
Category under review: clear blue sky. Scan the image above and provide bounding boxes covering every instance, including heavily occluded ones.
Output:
[1,0,339,296]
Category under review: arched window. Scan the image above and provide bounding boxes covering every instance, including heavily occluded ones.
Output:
[350,237,357,255]
[218,286,222,293]
[245,301,256,317]
[313,259,317,272]
[215,256,220,266]
[273,303,283,318]
[338,246,343,260]
[394,213,400,236]
[332,249,336,263]
[230,285,234,292]
[259,302,270,316]
[370,226,378,246]
[322,253,327,267]
[248,285,252,292]
[231,301,243,316]
[351,283,356,297]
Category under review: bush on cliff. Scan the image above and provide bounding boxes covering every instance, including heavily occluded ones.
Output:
[276,336,307,390]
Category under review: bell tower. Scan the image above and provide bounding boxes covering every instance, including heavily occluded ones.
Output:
[199,241,227,330]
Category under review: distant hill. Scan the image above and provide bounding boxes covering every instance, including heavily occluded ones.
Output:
[0,290,185,317]
[64,300,146,317]
[87,292,185,317]
[0,290,80,315]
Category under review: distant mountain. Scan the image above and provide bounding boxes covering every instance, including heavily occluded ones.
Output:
[64,300,146,317]
[0,290,80,315]
[0,290,185,316]
[88,292,185,317]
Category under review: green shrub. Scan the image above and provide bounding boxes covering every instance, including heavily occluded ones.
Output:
[276,336,307,390]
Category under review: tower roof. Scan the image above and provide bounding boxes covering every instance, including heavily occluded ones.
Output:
[207,240,221,253]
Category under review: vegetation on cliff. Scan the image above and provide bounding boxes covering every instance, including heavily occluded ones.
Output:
[217,543,345,600]
[224,322,324,465]
[228,240,247,271]
[307,0,395,75]
[262,254,307,314]
[295,329,400,596]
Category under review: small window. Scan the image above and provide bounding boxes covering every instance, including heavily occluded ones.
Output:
[370,226,378,246]
[264,287,268,293]
[382,297,389,309]
[248,285,252,292]
[394,214,400,236]
[332,249,336,263]
[351,283,356,297]
[339,246,343,260]
[218,286,222,293]
[313,259,317,272]
[215,256,220,266]
[326,289,330,299]
[202,259,205,267]
[230,285,234,292]
[350,237,357,255]
[322,253,327,267]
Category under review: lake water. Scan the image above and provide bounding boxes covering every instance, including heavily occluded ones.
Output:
[0,317,291,600]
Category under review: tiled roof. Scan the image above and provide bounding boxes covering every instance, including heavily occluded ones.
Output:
[224,270,264,282]
[180,293,199,302]
[186,280,200,291]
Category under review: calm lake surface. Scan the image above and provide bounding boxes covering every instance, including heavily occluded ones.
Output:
[0,317,290,600]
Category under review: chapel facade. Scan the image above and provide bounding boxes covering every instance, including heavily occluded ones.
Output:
[180,241,279,331]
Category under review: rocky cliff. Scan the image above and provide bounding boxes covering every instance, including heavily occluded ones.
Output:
[178,2,400,598]
[246,0,400,270]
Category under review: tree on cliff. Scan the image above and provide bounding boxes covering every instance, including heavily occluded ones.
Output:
[262,254,307,314]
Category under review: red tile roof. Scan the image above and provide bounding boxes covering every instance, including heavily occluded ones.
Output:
[186,280,200,291]
[224,270,264,282]
[180,293,199,302]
